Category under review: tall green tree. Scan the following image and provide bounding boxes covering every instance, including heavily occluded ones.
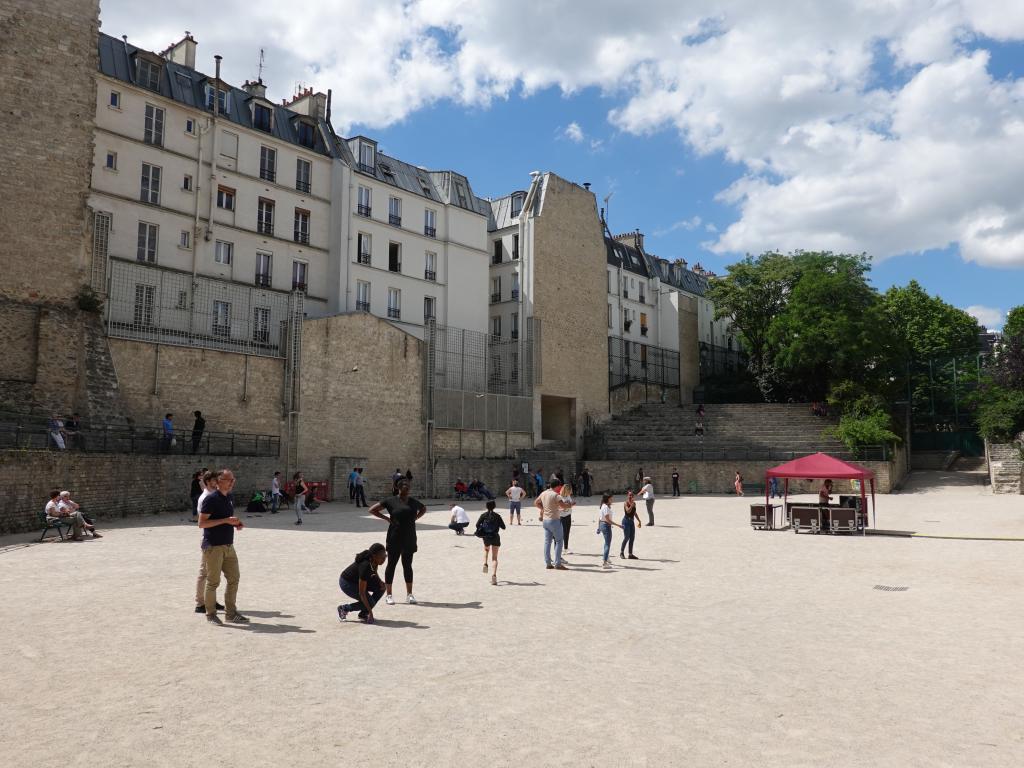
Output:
[1003,306,1024,341]
[883,280,980,359]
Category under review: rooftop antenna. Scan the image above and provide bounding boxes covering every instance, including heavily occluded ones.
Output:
[257,47,265,83]
[603,192,614,228]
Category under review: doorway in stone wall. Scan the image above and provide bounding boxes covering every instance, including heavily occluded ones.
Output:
[541,395,575,448]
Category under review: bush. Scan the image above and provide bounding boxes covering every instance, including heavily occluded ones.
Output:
[826,388,901,452]
[76,284,103,313]
[975,387,1024,442]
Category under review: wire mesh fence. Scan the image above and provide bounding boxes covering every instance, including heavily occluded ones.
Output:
[106,259,296,358]
[698,342,747,381]
[608,336,680,390]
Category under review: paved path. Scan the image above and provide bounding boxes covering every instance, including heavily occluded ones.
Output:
[3,475,1023,767]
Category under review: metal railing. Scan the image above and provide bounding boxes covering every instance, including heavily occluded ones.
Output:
[260,168,276,183]
[389,214,402,226]
[356,300,370,311]
[596,445,888,462]
[424,269,436,281]
[257,221,274,236]
[357,204,371,217]
[358,252,371,265]
[609,336,680,390]
[387,307,401,319]
[294,231,309,244]
[295,179,311,194]
[490,292,501,303]
[255,273,272,287]
[358,163,375,175]
[424,226,436,238]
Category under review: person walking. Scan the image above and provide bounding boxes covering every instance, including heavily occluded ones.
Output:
[620,490,640,559]
[598,493,622,569]
[354,468,367,507]
[191,410,205,454]
[270,471,282,514]
[475,500,506,586]
[338,543,387,624]
[348,467,358,502]
[193,470,225,614]
[369,479,426,605]
[535,468,544,492]
[198,469,247,624]
[448,502,470,535]
[671,468,680,497]
[536,483,571,570]
[734,471,744,496]
[559,483,576,555]
[505,479,526,525]
[640,476,656,526]
[293,471,309,525]
[161,413,174,453]
[189,470,203,523]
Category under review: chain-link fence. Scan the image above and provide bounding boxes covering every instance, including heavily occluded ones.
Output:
[609,336,680,390]
[106,259,296,358]
[698,342,747,381]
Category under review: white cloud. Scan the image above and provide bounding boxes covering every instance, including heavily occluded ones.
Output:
[964,305,1005,329]
[99,1,1024,267]
[564,122,585,143]
[654,215,702,236]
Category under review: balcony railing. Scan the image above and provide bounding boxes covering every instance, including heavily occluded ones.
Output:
[358,162,375,174]
[424,226,436,238]
[357,204,371,217]
[260,168,276,183]
[257,222,274,236]
[212,323,231,338]
[295,179,311,194]
[490,292,501,304]
[389,261,401,273]
[511,289,520,300]
[255,273,272,288]
[387,307,401,319]
[424,269,436,281]
[491,254,502,265]
[356,300,370,311]
[511,330,519,340]
[623,320,633,332]
[640,326,649,336]
[294,231,310,244]
[292,281,307,292]
[358,252,371,265]
[389,214,402,226]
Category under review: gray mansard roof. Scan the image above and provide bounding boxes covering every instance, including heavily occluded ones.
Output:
[486,192,528,231]
[605,236,710,296]
[97,32,337,157]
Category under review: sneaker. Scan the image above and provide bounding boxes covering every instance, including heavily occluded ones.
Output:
[294,519,303,525]
[337,605,349,622]
[602,561,612,569]
[385,594,395,605]
[628,554,639,560]
[619,553,626,559]
[555,564,569,571]
[91,532,102,538]
[194,604,205,614]
[226,613,250,624]
[482,563,488,573]
[406,594,417,605]
[206,614,222,624]
[546,564,554,569]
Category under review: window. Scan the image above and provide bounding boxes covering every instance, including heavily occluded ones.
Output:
[388,196,402,227]
[492,239,503,264]
[137,59,161,91]
[511,273,520,300]
[387,287,401,319]
[185,117,196,135]
[252,306,271,344]
[356,281,371,311]
[424,251,436,281]
[93,212,111,265]
[257,199,275,236]
[109,90,121,109]
[253,103,272,132]
[260,146,277,183]
[183,174,193,191]
[214,240,233,265]
[292,260,308,290]
[176,291,189,310]
[357,233,371,265]
[640,312,649,336]
[219,130,239,162]
[639,284,646,303]
[511,312,519,339]
[213,187,233,213]
[491,315,501,338]
[143,104,164,146]
[133,284,155,326]
[424,296,436,322]
[511,193,524,217]
[622,276,629,299]
[388,242,401,272]
[255,252,272,287]
[357,186,371,217]
[179,230,191,249]
[294,209,310,244]
[608,303,613,328]
[512,233,520,260]
[623,308,632,332]
[136,222,158,263]
[424,208,436,237]
[105,151,117,170]
[359,142,375,173]
[140,163,161,205]
[205,84,228,114]
[212,300,231,337]
[297,122,316,148]
[607,271,612,293]
[296,158,311,193]
[490,276,501,304]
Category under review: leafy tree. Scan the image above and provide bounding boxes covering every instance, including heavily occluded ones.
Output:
[826,392,902,453]
[1003,306,1024,341]
[883,280,980,359]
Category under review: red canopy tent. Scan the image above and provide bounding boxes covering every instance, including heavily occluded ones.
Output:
[765,453,876,533]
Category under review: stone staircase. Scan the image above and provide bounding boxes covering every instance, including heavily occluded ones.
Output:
[586,402,849,461]
[988,443,1023,494]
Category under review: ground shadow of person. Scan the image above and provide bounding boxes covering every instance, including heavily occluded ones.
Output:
[368,618,429,629]
[242,610,296,619]
[498,581,543,587]
[412,601,482,610]
[221,622,315,635]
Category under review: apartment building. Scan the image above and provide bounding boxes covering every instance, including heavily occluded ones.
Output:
[338,135,489,338]
[90,32,338,355]
[486,190,527,341]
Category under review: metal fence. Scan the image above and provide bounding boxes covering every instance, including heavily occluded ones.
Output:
[601,445,888,463]
[424,320,537,432]
[608,336,679,390]
[106,259,298,358]
[699,342,747,381]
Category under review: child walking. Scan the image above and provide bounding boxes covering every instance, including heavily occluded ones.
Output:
[475,500,506,586]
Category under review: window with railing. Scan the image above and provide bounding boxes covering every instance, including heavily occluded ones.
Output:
[387,288,401,319]
[425,251,436,281]
[255,252,272,287]
[292,260,307,291]
[640,312,648,336]
[259,146,277,182]
[389,196,402,227]
[294,209,310,244]
[356,281,370,311]
[492,240,503,264]
[388,242,401,273]
[212,300,231,337]
[357,186,371,217]
[424,296,436,322]
[424,209,436,237]
[358,142,375,174]
[257,199,275,236]
[295,158,311,193]
[357,233,371,265]
[252,306,271,344]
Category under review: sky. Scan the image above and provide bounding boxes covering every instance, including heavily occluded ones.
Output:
[99,0,1024,330]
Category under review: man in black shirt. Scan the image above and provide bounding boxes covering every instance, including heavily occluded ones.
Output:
[671,469,680,497]
[199,469,247,624]
[191,410,206,454]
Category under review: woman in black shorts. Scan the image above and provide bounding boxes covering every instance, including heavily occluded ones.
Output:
[369,479,426,605]
[475,500,506,586]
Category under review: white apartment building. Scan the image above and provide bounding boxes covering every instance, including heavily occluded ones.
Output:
[485,190,527,341]
[336,136,489,338]
[90,32,338,355]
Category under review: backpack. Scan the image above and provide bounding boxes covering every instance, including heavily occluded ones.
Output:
[476,513,498,537]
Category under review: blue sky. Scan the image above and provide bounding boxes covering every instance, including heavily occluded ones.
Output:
[102,0,1024,329]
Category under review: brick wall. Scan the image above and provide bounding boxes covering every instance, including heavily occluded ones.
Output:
[0,450,280,534]
[610,383,679,415]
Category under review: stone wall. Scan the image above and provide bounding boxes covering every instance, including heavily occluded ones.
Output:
[430,427,533,459]
[431,458,528,500]
[610,382,679,415]
[108,339,286,437]
[0,450,280,534]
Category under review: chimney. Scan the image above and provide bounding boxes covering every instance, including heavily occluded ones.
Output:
[583,182,591,191]
[633,228,644,252]
[285,87,327,120]
[162,32,197,69]
[243,79,267,99]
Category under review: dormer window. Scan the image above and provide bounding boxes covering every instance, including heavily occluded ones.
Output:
[358,141,375,173]
[253,103,272,132]
[204,84,229,114]
[297,121,316,149]
[511,193,524,217]
[137,58,162,91]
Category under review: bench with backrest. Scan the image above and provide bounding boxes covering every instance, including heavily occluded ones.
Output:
[39,510,73,541]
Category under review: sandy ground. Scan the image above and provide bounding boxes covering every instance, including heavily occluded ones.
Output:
[3,470,1024,768]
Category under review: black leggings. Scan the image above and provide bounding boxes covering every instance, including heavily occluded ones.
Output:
[385,549,414,585]
[561,514,572,548]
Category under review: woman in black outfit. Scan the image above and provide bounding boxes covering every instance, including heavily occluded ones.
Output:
[189,470,203,523]
[338,543,387,624]
[475,500,506,586]
[621,490,641,559]
[368,479,426,605]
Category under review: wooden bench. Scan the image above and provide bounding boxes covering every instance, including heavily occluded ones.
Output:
[39,511,73,542]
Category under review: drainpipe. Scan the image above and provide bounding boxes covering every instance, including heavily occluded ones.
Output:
[121,36,134,84]
[189,115,210,336]
[206,56,222,242]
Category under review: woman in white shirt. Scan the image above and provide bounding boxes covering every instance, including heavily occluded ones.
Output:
[598,493,622,569]
[640,477,655,526]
